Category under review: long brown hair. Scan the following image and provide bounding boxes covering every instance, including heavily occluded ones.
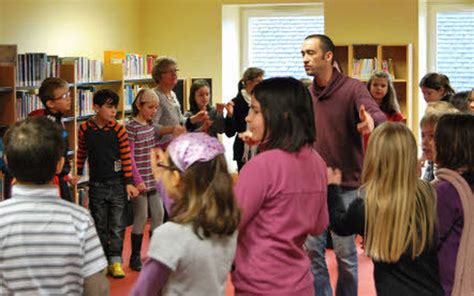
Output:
[362,122,436,262]
[170,154,240,239]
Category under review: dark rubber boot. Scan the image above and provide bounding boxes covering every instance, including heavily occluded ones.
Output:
[129,233,143,271]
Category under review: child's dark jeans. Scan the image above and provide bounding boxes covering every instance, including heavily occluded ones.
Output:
[88,178,127,264]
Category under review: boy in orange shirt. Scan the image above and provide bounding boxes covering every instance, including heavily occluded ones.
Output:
[77,89,139,278]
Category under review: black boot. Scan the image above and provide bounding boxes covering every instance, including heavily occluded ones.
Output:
[129,233,143,271]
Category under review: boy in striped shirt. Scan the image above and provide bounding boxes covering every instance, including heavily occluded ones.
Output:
[0,117,109,295]
[77,89,139,278]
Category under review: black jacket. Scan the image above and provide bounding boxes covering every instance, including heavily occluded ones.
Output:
[224,92,249,162]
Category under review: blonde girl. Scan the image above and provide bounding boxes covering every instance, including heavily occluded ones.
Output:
[125,88,164,271]
[131,133,240,296]
[327,122,443,296]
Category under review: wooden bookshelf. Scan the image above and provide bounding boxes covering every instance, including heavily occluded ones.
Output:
[0,45,161,203]
[335,44,413,128]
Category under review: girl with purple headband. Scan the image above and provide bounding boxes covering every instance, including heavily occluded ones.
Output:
[131,132,240,296]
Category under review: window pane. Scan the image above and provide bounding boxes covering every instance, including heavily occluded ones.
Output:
[436,12,474,91]
[248,16,324,79]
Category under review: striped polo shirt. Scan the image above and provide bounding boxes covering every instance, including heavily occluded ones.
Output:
[126,118,157,191]
[0,184,107,295]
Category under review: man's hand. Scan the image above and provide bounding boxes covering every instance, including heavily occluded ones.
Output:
[357,105,374,135]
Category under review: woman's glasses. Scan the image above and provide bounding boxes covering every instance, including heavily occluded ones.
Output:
[161,69,180,75]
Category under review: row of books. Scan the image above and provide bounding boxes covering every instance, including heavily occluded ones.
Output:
[61,57,103,83]
[16,54,60,87]
[352,58,378,79]
[16,92,42,120]
[76,89,94,117]
[15,50,158,88]
[104,50,157,79]
[124,84,141,111]
[352,58,397,80]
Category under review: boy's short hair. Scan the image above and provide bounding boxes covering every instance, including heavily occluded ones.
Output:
[38,77,69,107]
[93,89,119,107]
[4,117,64,184]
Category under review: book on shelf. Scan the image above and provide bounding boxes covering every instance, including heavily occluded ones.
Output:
[381,58,395,79]
[352,58,377,80]
[47,55,60,78]
[146,54,157,75]
[124,53,157,79]
[104,50,126,65]
[16,91,42,120]
[124,84,141,111]
[76,88,95,116]
[105,50,157,79]
[16,53,48,87]
[60,57,103,83]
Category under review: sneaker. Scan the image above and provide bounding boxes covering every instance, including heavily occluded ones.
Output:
[108,263,125,278]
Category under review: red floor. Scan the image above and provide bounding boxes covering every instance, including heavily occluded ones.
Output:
[110,225,375,296]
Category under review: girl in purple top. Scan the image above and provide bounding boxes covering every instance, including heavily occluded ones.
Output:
[126,88,164,271]
[434,113,474,296]
[233,77,328,295]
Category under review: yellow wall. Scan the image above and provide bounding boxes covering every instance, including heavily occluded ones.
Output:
[0,0,142,60]
[141,0,223,101]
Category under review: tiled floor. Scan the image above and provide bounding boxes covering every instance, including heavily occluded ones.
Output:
[110,225,375,296]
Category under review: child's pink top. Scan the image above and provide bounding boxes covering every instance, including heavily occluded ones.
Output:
[232,145,328,296]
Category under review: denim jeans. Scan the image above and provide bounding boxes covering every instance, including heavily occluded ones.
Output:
[306,188,358,296]
[89,178,127,264]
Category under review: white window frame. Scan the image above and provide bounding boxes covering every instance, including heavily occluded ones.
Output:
[426,3,474,73]
[241,3,324,74]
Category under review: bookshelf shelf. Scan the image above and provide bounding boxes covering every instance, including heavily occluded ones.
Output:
[125,77,154,83]
[0,87,13,93]
[76,114,94,122]
[76,80,122,86]
[16,86,40,91]
[335,43,413,128]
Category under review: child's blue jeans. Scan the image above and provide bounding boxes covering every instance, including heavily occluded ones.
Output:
[89,178,127,264]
